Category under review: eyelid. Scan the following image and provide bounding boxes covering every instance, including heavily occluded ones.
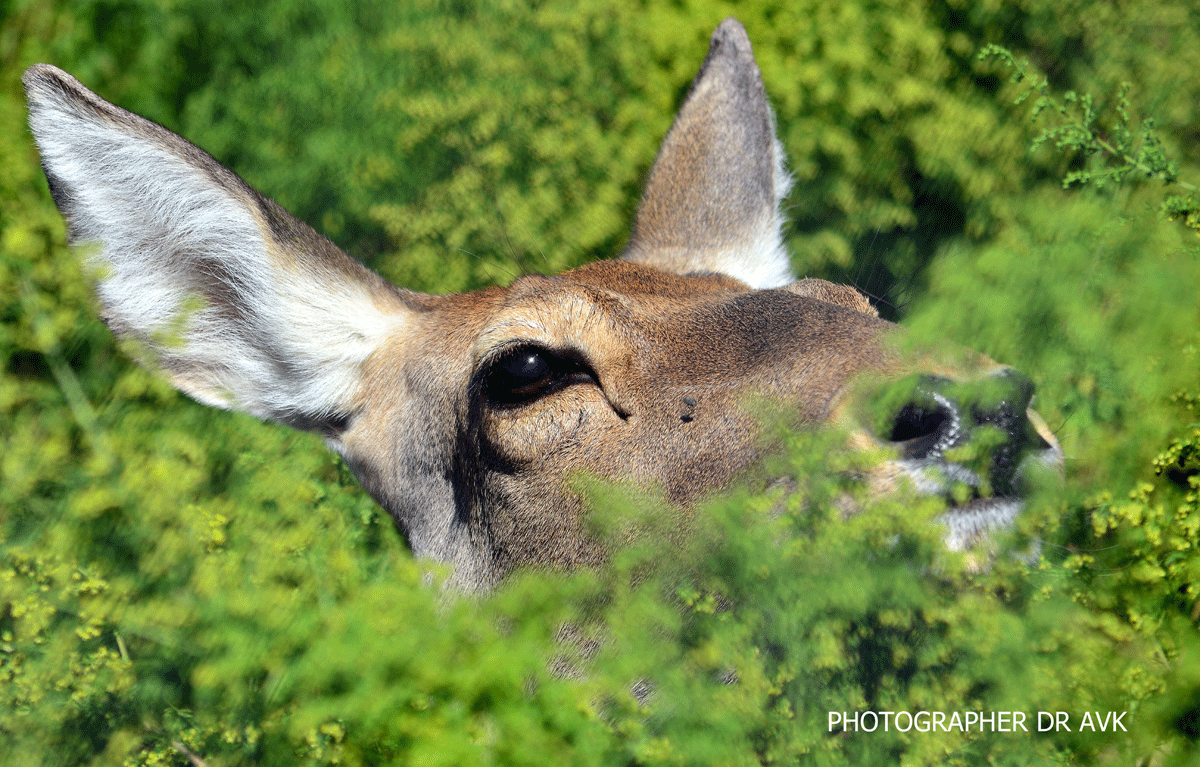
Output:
[482,342,589,374]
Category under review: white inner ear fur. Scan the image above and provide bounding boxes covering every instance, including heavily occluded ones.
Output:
[720,127,795,290]
[673,129,795,290]
[29,82,403,425]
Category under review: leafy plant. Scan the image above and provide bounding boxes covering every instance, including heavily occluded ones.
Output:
[980,43,1200,234]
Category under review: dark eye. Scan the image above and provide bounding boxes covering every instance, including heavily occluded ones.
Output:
[484,348,557,404]
[483,346,593,406]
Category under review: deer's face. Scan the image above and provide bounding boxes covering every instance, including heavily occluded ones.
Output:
[343,259,1058,587]
[24,18,1060,591]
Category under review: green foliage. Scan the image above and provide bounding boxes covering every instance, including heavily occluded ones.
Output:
[906,191,1199,492]
[577,430,1131,767]
[980,44,1200,234]
[2,0,1200,764]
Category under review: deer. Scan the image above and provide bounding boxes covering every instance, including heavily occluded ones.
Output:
[24,18,1061,591]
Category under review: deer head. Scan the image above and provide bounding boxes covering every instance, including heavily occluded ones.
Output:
[24,19,1060,590]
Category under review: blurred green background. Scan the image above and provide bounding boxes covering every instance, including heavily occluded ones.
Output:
[2,0,1199,764]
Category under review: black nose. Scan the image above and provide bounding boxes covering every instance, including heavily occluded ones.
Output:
[885,370,1042,496]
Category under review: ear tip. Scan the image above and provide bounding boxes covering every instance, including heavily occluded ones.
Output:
[23,63,70,96]
[711,17,752,52]
[23,64,94,121]
[23,62,59,81]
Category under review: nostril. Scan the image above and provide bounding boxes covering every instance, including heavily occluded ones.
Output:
[868,369,1052,502]
[889,402,950,444]
[887,393,960,460]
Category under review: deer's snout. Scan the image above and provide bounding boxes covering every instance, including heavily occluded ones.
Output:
[848,367,1062,550]
[883,369,1051,497]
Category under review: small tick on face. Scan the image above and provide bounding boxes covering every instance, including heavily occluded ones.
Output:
[681,396,697,422]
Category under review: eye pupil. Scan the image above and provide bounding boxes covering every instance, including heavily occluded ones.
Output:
[509,352,549,382]
[485,348,559,404]
[484,347,595,405]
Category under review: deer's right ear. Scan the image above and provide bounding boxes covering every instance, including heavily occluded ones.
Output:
[622,18,794,289]
[24,64,418,435]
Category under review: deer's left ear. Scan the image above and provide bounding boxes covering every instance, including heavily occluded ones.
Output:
[24,64,419,435]
[622,17,794,289]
